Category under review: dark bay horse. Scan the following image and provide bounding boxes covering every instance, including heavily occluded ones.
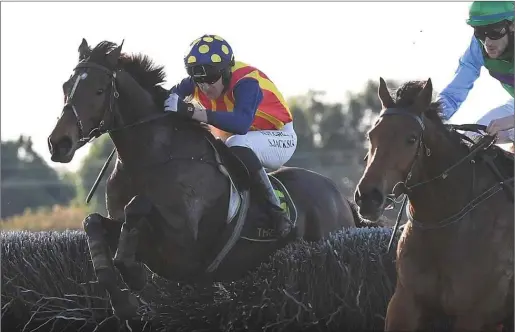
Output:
[354,77,514,331]
[47,39,364,320]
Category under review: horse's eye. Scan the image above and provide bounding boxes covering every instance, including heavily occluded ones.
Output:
[96,88,104,95]
[407,135,418,144]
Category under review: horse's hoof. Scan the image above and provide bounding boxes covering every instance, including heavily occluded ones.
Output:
[111,289,139,321]
[115,261,148,292]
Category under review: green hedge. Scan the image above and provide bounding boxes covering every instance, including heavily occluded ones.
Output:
[1,228,456,332]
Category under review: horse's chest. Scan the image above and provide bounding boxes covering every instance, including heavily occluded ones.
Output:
[397,225,513,313]
[398,248,478,310]
[397,243,439,302]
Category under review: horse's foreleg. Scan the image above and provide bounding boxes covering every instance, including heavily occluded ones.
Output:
[113,195,151,292]
[384,283,422,331]
[83,213,139,320]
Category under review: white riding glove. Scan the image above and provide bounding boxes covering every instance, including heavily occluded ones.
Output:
[493,129,514,144]
[164,92,179,112]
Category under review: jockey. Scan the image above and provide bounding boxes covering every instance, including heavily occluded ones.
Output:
[437,1,514,144]
[163,34,297,237]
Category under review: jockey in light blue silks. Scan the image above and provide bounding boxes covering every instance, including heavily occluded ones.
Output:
[437,1,514,146]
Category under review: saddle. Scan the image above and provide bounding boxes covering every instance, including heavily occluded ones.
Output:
[203,134,298,239]
[207,135,251,192]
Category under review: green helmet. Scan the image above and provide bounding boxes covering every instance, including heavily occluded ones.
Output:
[466,1,514,27]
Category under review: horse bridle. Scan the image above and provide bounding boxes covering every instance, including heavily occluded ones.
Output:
[63,60,172,145]
[376,107,507,231]
[376,108,431,206]
[64,61,121,145]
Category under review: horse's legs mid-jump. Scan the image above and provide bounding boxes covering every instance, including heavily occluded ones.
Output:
[113,195,150,292]
[385,283,422,331]
[83,213,139,320]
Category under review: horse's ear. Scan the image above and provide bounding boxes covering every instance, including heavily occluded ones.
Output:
[78,38,90,60]
[378,77,395,109]
[414,78,433,112]
[105,41,124,68]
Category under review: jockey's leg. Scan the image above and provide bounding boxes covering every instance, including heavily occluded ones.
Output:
[226,122,297,237]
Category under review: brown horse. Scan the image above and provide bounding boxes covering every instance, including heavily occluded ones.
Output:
[47,39,364,320]
[354,78,514,331]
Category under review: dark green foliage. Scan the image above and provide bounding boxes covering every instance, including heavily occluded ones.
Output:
[1,227,404,332]
[1,136,76,219]
[1,230,109,331]
[216,227,397,332]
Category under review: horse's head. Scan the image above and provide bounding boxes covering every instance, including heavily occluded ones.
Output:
[48,39,125,163]
[354,77,436,221]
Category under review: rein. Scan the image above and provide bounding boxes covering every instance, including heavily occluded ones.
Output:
[378,108,512,251]
[379,109,488,203]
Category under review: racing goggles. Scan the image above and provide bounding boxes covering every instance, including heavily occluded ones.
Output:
[187,64,223,84]
[474,21,511,41]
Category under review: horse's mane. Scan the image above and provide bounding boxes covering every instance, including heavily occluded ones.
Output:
[392,80,469,149]
[87,41,212,134]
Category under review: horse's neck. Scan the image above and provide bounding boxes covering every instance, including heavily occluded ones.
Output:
[110,112,210,172]
[115,71,160,125]
[108,71,162,166]
[408,131,474,223]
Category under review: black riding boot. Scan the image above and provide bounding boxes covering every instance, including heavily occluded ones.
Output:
[229,146,292,237]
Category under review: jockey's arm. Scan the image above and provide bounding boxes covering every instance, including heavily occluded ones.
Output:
[203,79,263,135]
[437,36,485,121]
[169,77,195,100]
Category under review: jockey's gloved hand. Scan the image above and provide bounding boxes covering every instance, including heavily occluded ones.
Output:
[164,92,179,112]
[177,101,195,118]
[164,93,194,118]
[492,128,514,144]
[486,115,515,136]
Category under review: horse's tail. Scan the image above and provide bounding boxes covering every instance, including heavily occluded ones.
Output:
[347,198,385,228]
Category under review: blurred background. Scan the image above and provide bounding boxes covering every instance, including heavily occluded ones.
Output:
[1,1,509,230]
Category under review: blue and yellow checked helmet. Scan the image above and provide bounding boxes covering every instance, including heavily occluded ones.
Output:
[184,34,235,83]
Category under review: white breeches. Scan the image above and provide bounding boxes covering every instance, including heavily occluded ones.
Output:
[451,98,514,143]
[225,122,298,170]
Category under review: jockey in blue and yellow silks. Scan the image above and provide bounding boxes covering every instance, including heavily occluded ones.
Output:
[163,34,296,237]
[438,1,514,144]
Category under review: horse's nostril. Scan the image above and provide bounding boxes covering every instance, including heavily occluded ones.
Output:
[51,136,73,158]
[356,187,384,208]
[370,188,384,205]
[58,137,73,152]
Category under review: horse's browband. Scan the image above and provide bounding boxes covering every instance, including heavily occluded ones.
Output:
[75,61,115,76]
[380,108,425,131]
